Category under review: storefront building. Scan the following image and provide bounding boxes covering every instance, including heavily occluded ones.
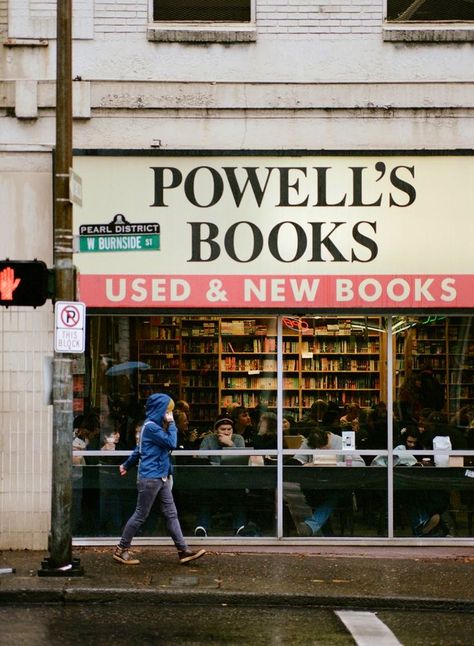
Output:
[1,1,474,549]
[68,151,474,545]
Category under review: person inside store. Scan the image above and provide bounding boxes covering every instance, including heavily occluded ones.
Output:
[74,411,101,534]
[175,399,191,421]
[339,403,361,434]
[283,411,305,449]
[249,395,269,428]
[99,423,127,535]
[252,411,278,453]
[358,401,388,463]
[396,425,422,453]
[106,395,138,449]
[194,416,247,537]
[371,426,454,537]
[282,411,295,434]
[297,400,341,436]
[399,427,454,536]
[292,427,364,537]
[230,406,255,446]
[114,393,206,565]
[175,410,201,451]
[398,362,446,424]
[321,401,342,433]
[299,399,328,430]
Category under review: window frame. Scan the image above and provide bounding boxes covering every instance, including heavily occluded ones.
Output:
[383,0,474,42]
[147,0,257,43]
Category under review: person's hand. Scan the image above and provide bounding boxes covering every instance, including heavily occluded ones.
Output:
[119,465,127,476]
[188,429,198,442]
[217,430,234,447]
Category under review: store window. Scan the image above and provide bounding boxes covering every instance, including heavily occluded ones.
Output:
[72,314,473,542]
[154,0,251,22]
[392,315,474,538]
[387,0,474,22]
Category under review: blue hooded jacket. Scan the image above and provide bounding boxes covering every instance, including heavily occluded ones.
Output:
[122,393,177,479]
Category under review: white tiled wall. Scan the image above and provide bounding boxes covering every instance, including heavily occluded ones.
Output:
[0,307,53,549]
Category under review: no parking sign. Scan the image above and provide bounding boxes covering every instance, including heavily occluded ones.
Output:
[54,301,86,353]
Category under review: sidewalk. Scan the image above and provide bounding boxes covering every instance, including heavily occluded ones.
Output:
[1,545,473,611]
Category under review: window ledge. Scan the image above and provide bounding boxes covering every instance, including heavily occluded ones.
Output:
[383,22,474,42]
[147,22,257,43]
[3,38,49,47]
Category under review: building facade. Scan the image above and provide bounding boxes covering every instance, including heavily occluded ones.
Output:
[1,0,473,549]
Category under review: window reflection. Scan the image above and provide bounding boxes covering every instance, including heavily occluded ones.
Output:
[71,314,473,540]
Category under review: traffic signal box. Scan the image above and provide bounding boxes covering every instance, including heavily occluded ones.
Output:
[0,260,50,307]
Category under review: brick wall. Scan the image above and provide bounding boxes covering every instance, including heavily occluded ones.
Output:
[92,0,383,37]
[95,0,148,36]
[257,0,382,35]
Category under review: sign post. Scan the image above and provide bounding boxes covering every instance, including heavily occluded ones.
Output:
[38,0,83,577]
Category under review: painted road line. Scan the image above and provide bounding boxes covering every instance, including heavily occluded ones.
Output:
[335,610,402,646]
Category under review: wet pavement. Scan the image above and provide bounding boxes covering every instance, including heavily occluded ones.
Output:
[1,545,473,611]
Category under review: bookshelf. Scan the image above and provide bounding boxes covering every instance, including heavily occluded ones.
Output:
[298,317,383,411]
[136,315,389,423]
[394,316,474,419]
[137,316,181,402]
[181,317,220,428]
[219,317,278,411]
[447,317,474,419]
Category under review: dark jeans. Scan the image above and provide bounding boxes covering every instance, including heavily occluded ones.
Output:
[119,478,187,551]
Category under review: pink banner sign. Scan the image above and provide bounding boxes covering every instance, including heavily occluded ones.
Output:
[78,274,473,309]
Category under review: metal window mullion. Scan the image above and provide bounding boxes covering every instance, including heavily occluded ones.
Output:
[276,316,284,539]
[387,316,394,539]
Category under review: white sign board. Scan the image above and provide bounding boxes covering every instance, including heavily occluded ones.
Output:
[54,301,86,353]
[73,153,474,309]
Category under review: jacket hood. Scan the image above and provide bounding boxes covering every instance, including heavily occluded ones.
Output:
[146,393,172,424]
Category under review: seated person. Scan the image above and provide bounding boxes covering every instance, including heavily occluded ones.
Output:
[174,399,191,420]
[339,403,361,434]
[231,406,255,446]
[253,411,277,452]
[292,427,364,537]
[175,410,200,451]
[282,412,296,434]
[372,428,452,537]
[194,417,247,537]
[199,416,245,462]
[283,412,305,449]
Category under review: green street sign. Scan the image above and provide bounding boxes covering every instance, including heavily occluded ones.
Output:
[79,234,160,252]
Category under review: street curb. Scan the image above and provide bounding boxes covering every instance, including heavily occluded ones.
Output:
[1,588,473,612]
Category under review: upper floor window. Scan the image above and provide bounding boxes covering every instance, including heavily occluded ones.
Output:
[154,0,251,23]
[387,0,474,22]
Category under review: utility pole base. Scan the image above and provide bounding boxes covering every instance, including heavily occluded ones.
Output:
[38,557,84,577]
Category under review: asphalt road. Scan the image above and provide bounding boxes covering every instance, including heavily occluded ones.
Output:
[1,604,473,645]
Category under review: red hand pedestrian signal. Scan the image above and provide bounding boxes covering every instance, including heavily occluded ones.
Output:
[0,266,21,301]
[0,260,50,307]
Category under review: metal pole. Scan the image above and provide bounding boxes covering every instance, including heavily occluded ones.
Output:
[39,0,83,576]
